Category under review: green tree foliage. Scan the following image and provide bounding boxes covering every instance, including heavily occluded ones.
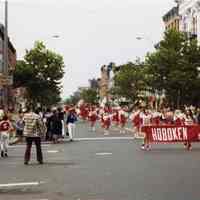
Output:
[112,62,148,102]
[81,88,99,104]
[146,29,200,108]
[14,41,65,106]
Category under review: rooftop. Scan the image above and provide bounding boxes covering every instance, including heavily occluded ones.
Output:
[0,23,16,54]
[163,7,179,22]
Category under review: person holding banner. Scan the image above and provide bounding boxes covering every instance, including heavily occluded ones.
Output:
[183,109,195,150]
[140,108,152,150]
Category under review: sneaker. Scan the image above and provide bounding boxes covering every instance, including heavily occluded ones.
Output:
[146,145,151,151]
[38,161,44,165]
[184,142,187,148]
[24,161,29,165]
[1,151,4,157]
[4,152,8,157]
[187,144,192,151]
[141,144,145,150]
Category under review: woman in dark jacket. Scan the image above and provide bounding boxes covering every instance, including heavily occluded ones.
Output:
[51,110,62,144]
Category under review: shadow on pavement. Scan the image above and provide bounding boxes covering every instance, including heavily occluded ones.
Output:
[140,147,200,154]
[0,188,44,195]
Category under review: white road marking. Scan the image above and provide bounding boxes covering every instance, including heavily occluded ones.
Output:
[75,137,134,141]
[0,181,45,188]
[96,152,113,156]
[47,150,59,153]
[36,199,49,200]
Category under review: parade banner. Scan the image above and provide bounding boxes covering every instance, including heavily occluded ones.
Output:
[142,125,200,143]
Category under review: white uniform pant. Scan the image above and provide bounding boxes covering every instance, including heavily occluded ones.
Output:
[0,132,9,152]
[68,123,75,140]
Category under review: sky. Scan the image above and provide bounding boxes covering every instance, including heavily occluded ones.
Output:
[0,0,176,99]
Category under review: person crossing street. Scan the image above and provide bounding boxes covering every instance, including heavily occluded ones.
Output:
[23,107,46,165]
[66,108,77,141]
[0,115,13,157]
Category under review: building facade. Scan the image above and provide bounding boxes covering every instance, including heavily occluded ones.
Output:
[176,0,200,40]
[99,65,110,101]
[0,24,17,109]
[163,6,180,31]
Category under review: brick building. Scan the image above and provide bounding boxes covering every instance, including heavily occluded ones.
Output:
[163,6,180,31]
[0,24,17,108]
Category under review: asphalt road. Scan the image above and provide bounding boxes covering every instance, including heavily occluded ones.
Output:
[1,122,200,200]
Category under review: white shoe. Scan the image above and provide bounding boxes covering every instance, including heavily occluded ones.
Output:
[104,131,109,135]
[146,145,151,151]
[141,144,145,150]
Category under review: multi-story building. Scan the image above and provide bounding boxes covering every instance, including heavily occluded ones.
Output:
[99,65,110,101]
[0,23,17,108]
[163,6,180,31]
[176,0,200,40]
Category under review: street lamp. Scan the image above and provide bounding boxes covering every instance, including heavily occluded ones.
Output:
[2,0,8,110]
[52,35,60,39]
[136,35,155,46]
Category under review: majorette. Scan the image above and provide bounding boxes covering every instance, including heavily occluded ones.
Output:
[140,108,152,150]
[151,110,162,125]
[112,108,120,127]
[79,104,89,120]
[102,109,112,135]
[174,110,185,126]
[130,109,141,136]
[88,107,98,132]
[119,107,129,133]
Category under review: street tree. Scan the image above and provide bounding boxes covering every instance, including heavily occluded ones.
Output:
[146,29,200,108]
[111,62,148,103]
[81,88,99,105]
[14,41,65,107]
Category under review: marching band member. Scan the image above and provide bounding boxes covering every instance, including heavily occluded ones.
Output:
[99,107,105,128]
[130,108,141,138]
[174,110,185,126]
[151,110,162,125]
[140,108,152,150]
[183,109,195,150]
[119,107,129,134]
[103,110,111,135]
[88,107,98,132]
[112,108,120,127]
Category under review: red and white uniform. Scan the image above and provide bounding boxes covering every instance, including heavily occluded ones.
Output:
[130,110,141,131]
[151,111,161,125]
[79,105,89,120]
[88,109,98,131]
[103,112,111,130]
[184,115,194,126]
[140,111,152,126]
[99,108,105,128]
[174,112,185,125]
[112,110,120,126]
[119,109,128,128]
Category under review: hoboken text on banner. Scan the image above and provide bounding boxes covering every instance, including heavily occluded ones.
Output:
[142,125,200,143]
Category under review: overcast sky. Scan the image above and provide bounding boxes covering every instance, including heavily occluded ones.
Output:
[0,0,176,99]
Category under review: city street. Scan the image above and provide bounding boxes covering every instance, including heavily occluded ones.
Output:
[1,123,200,200]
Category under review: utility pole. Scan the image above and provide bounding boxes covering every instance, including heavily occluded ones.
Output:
[3,0,8,110]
